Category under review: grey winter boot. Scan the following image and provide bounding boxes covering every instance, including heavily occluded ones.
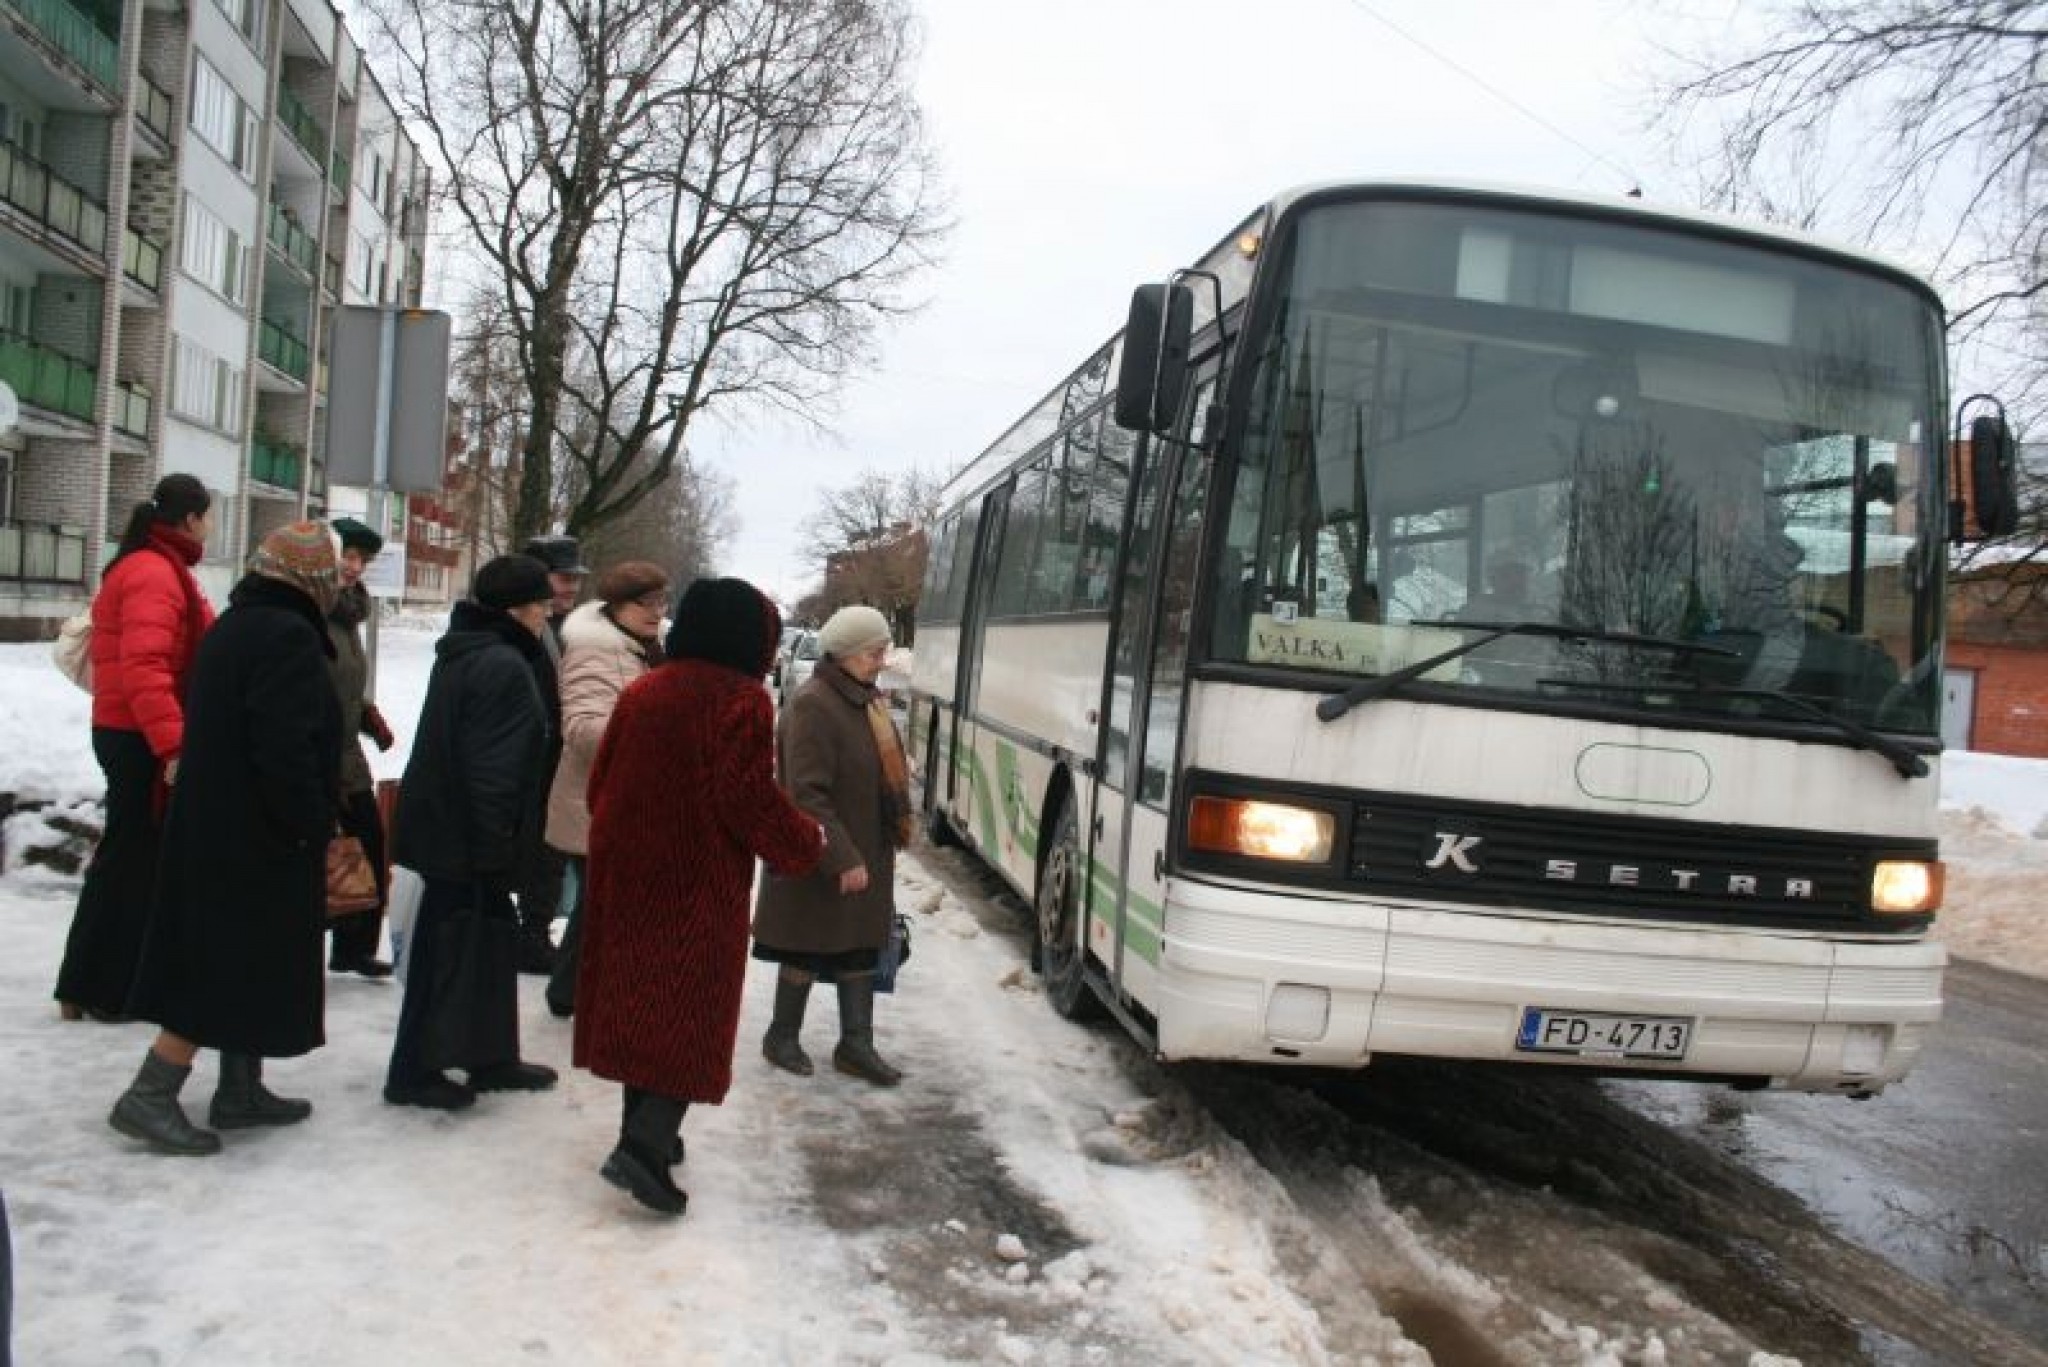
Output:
[832,972,902,1087]
[761,970,815,1076]
[209,1052,313,1129]
[110,1050,223,1156]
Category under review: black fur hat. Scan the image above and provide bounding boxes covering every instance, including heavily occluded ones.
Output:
[665,577,780,677]
[472,553,553,610]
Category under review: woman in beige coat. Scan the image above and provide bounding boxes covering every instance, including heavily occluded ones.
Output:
[753,604,910,1086]
[542,561,669,1017]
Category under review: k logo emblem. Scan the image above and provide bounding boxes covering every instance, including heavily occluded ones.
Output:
[1424,832,1483,874]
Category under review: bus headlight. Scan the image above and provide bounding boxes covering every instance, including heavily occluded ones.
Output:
[1188,796,1335,864]
[1870,859,1943,915]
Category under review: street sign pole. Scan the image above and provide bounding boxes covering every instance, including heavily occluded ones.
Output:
[364,309,400,689]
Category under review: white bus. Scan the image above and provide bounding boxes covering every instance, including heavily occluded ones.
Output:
[906,180,2019,1096]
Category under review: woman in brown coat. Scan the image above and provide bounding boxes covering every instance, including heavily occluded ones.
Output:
[574,577,824,1216]
[753,604,911,1087]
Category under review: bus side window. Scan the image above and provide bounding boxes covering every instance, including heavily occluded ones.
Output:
[1078,418,1132,612]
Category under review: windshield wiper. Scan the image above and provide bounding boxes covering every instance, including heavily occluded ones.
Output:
[1314,620,1735,722]
[1534,678,1929,780]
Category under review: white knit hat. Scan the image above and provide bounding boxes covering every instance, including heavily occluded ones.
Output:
[817,604,892,659]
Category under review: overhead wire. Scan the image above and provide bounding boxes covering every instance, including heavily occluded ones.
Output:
[1340,0,1650,196]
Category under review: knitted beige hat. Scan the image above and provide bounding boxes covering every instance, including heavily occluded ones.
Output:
[817,604,891,660]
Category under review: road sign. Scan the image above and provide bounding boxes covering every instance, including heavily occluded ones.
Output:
[326,307,452,492]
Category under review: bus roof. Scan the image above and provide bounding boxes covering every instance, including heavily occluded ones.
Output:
[935,177,1944,511]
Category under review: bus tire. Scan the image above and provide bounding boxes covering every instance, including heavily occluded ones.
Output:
[1035,801,1100,1021]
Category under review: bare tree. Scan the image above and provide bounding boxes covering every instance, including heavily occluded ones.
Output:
[797,463,944,553]
[793,463,944,639]
[360,0,945,545]
[580,445,737,584]
[1651,2,2044,393]
[1651,1,2046,610]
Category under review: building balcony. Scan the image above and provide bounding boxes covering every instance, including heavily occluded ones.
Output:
[266,201,319,276]
[322,248,342,298]
[134,71,174,146]
[0,328,94,422]
[329,149,349,197]
[0,0,118,90]
[251,434,303,489]
[0,137,108,257]
[113,379,150,439]
[276,86,327,162]
[258,317,310,381]
[122,223,163,291]
[0,518,87,585]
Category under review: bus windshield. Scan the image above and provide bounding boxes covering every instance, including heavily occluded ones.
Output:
[1212,197,1947,735]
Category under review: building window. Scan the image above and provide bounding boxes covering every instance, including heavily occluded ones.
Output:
[191,59,257,178]
[212,0,265,50]
[181,195,248,304]
[171,337,245,434]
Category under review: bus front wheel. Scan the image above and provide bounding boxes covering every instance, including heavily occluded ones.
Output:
[1035,802,1100,1021]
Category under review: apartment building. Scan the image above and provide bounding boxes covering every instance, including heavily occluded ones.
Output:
[0,0,431,634]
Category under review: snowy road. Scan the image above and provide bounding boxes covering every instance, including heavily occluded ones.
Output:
[912,843,2048,1367]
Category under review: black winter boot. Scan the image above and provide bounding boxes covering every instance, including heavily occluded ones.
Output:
[832,972,902,1087]
[600,1090,689,1216]
[209,1052,313,1129]
[110,1050,223,1156]
[761,970,815,1076]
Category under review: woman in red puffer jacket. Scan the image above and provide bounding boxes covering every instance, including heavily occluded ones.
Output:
[53,473,216,1021]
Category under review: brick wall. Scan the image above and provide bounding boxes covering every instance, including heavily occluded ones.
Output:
[1945,642,2048,757]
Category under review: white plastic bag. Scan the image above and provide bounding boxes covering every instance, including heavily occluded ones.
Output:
[51,610,93,692]
[387,865,425,982]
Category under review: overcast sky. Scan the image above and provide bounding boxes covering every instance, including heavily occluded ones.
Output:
[692,0,1743,604]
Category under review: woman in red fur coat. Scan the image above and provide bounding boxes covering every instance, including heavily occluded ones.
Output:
[573,577,823,1216]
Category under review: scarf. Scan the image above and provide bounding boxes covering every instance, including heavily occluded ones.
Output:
[868,699,912,851]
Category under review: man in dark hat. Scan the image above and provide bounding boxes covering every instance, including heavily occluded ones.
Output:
[328,517,397,979]
[513,535,584,975]
[520,535,588,647]
[385,553,561,1108]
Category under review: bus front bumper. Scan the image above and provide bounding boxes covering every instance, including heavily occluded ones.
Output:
[1150,877,1944,1095]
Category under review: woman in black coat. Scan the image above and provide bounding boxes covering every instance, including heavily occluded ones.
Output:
[109,522,343,1157]
[383,554,559,1111]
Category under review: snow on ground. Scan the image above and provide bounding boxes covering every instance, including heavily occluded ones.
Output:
[1,619,2045,1364]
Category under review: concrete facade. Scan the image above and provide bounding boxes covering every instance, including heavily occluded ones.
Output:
[0,0,430,632]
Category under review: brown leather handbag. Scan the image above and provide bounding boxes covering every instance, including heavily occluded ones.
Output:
[325,833,380,916]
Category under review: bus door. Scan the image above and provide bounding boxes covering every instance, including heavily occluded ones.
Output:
[1089,375,1216,1005]
[946,482,1010,840]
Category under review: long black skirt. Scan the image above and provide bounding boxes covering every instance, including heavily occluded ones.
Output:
[53,729,162,1016]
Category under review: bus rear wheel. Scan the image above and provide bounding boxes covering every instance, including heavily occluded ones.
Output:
[1035,802,1100,1020]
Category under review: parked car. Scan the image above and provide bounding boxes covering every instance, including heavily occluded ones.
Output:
[771,625,804,681]
[777,630,820,695]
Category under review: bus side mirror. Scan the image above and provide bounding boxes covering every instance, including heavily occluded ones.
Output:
[1113,282,1193,434]
[1965,412,2020,538]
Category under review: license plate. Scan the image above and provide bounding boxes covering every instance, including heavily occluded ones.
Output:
[1516,1008,1692,1060]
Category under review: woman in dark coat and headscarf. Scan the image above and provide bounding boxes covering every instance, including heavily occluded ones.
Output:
[574,577,824,1217]
[109,522,342,1156]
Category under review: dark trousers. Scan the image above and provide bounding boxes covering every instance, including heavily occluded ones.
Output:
[545,855,584,1013]
[516,842,567,943]
[54,729,162,1016]
[329,787,388,965]
[386,879,518,1086]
